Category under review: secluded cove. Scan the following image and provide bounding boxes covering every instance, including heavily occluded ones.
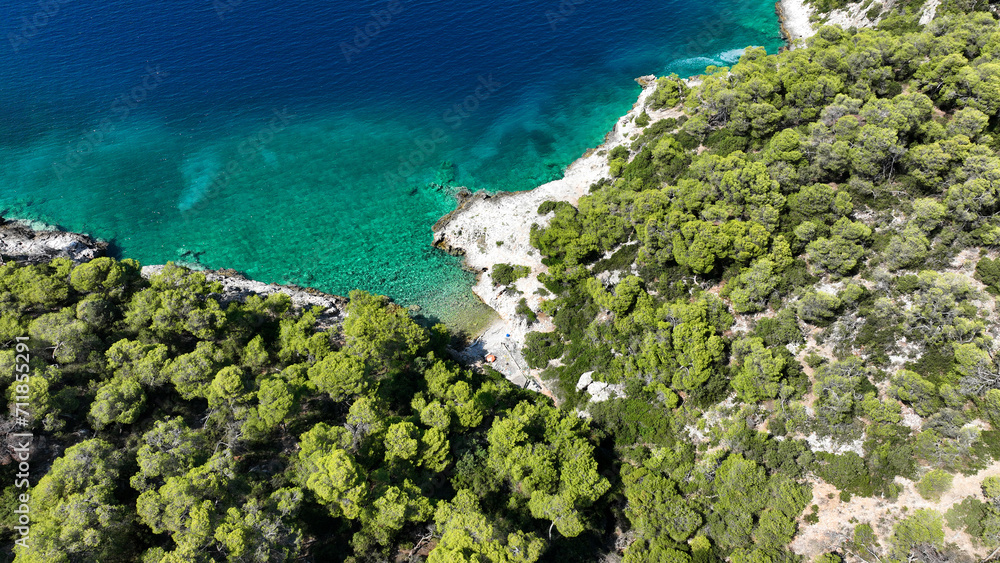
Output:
[0,0,784,327]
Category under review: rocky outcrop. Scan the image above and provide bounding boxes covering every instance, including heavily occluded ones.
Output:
[0,218,106,265]
[576,371,627,403]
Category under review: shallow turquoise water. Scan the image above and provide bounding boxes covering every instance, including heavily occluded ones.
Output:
[0,0,783,325]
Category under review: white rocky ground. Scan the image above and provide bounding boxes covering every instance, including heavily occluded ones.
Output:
[919,0,942,23]
[781,0,818,44]
[819,0,941,31]
[785,0,942,43]
[824,1,885,30]
[576,371,627,403]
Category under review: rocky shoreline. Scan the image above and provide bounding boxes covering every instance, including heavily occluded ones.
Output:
[140,264,348,329]
[1,217,347,327]
[0,218,106,265]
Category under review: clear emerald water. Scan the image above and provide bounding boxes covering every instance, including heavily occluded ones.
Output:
[0,0,783,327]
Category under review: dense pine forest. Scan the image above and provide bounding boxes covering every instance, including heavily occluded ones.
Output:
[6,1,1000,562]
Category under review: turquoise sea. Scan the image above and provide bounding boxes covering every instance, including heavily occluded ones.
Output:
[0,0,784,327]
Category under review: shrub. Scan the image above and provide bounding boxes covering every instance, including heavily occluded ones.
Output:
[866,2,883,20]
[592,244,639,274]
[631,119,675,152]
[647,74,689,110]
[904,346,954,383]
[490,263,530,287]
[537,200,558,215]
[892,509,944,553]
[589,397,674,445]
[945,497,988,538]
[805,352,826,368]
[523,331,564,369]
[797,291,841,326]
[814,452,875,497]
[975,256,1000,294]
[515,298,537,324]
[609,159,626,177]
[621,147,655,184]
[848,523,880,556]
[916,469,953,501]
[674,130,699,150]
[609,145,629,161]
[894,274,920,296]
[705,128,749,156]
[753,308,804,348]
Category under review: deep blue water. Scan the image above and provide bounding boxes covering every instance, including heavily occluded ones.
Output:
[0,0,783,327]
